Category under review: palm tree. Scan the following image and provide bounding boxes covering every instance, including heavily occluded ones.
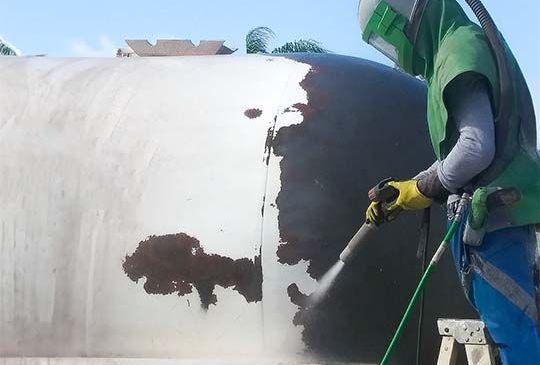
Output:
[0,37,19,56]
[246,26,328,54]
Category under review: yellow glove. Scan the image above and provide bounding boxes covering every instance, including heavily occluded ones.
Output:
[366,201,383,225]
[387,180,432,211]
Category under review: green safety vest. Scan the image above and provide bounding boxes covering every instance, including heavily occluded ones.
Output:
[426,23,540,227]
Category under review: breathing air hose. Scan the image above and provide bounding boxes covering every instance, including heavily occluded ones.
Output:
[464,0,517,187]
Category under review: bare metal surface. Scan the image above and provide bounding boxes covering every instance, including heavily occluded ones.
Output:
[0,55,310,358]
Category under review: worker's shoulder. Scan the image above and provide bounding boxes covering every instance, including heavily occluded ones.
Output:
[434,24,497,86]
[439,24,492,61]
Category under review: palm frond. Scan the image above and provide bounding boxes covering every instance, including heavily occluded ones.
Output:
[271,39,328,54]
[246,27,275,54]
[0,43,18,56]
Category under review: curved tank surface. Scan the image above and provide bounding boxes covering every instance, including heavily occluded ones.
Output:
[0,54,475,364]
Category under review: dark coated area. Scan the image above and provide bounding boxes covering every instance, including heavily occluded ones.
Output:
[244,108,263,119]
[123,233,262,309]
[274,54,477,364]
[263,116,278,166]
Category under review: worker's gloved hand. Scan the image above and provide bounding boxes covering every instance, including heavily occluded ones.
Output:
[387,180,432,211]
[366,201,384,225]
[365,179,432,224]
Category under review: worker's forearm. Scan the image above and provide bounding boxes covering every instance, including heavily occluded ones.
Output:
[414,161,439,181]
[436,75,495,192]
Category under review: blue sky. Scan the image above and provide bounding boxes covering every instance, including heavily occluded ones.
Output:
[2,0,539,113]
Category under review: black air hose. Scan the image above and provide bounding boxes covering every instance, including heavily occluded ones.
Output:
[464,0,518,186]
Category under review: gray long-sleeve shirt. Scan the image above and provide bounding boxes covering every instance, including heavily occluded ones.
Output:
[415,74,496,193]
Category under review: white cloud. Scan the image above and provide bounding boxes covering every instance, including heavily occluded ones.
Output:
[70,35,117,57]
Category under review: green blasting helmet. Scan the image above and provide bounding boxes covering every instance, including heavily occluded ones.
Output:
[358,0,427,75]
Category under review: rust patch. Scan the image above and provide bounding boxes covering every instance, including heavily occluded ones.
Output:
[123,233,262,310]
[287,283,308,308]
[244,108,263,119]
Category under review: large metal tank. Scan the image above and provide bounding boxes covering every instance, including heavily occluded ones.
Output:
[0,54,475,364]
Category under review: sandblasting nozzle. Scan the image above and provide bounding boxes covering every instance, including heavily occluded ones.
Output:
[339,223,377,264]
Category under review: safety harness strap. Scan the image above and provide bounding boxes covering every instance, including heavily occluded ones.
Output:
[470,252,538,323]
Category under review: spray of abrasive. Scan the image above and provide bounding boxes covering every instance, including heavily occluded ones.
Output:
[308,260,345,306]
[309,179,398,307]
[309,222,379,306]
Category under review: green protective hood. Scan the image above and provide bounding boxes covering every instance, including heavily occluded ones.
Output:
[413,0,472,80]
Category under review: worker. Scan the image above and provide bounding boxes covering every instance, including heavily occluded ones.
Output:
[357,0,540,364]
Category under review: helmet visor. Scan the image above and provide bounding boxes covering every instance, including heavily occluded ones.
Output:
[368,33,399,64]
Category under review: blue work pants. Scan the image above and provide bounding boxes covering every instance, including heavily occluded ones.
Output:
[449,221,540,365]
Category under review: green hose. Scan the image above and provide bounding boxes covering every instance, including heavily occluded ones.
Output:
[379,194,469,365]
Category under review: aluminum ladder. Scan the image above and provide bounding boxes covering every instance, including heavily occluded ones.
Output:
[436,319,496,365]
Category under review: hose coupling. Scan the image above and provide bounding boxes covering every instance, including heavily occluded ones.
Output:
[455,193,472,222]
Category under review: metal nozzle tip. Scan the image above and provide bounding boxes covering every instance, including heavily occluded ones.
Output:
[339,249,351,264]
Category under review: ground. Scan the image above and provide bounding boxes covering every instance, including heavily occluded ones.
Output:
[0,359,372,365]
